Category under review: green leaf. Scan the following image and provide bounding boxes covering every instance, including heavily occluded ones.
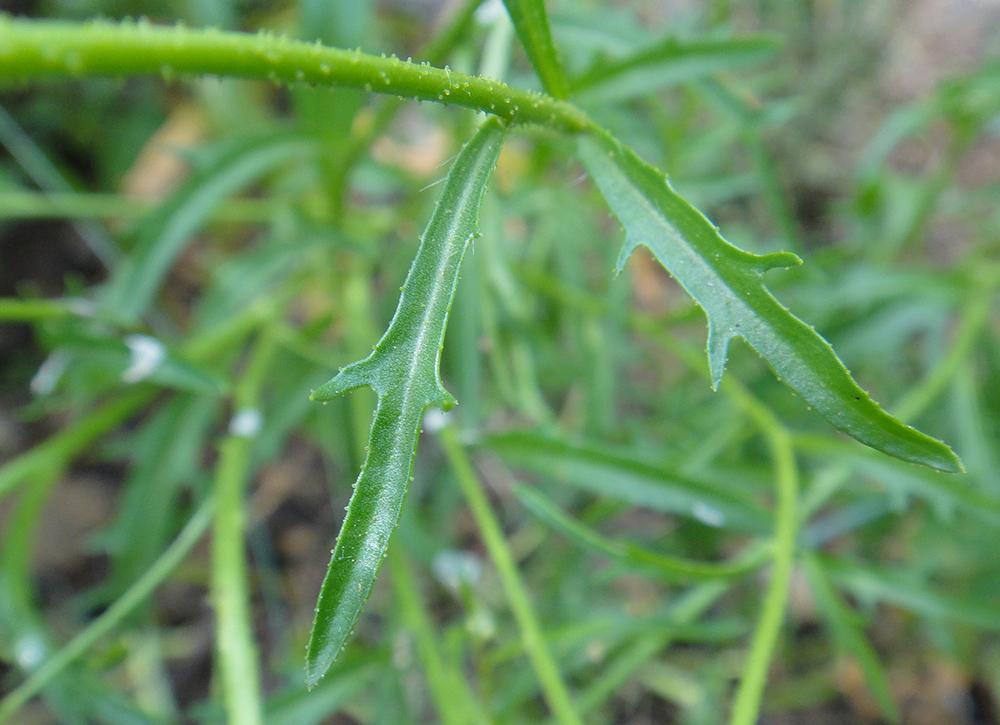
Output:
[305,118,509,686]
[502,0,570,99]
[823,555,1000,631]
[486,430,771,533]
[576,126,962,473]
[514,484,767,581]
[99,132,313,324]
[570,34,782,101]
[803,553,900,723]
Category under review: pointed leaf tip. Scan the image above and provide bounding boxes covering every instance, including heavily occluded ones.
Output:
[753,250,802,273]
[707,324,733,391]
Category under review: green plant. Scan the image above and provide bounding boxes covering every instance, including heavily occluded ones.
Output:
[1,2,997,724]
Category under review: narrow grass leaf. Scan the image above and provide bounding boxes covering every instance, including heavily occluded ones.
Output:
[265,662,378,725]
[577,127,962,473]
[823,555,1000,630]
[514,484,766,580]
[305,118,509,686]
[571,35,782,101]
[0,498,214,725]
[502,0,570,98]
[486,431,770,532]
[803,553,900,723]
[100,132,311,324]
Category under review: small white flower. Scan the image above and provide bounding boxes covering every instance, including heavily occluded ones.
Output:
[229,408,263,438]
[15,635,46,670]
[64,297,96,317]
[475,0,506,25]
[121,334,166,383]
[432,550,482,592]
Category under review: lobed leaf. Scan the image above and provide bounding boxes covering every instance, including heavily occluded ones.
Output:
[502,0,570,99]
[576,127,962,473]
[305,117,509,686]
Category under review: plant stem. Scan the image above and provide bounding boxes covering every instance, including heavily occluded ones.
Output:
[727,422,798,725]
[0,17,593,133]
[212,330,276,725]
[893,280,997,422]
[437,424,582,725]
[388,547,487,725]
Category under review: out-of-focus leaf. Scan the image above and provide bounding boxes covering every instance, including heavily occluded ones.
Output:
[57,335,226,395]
[502,0,570,98]
[803,553,900,723]
[577,126,962,473]
[265,660,378,725]
[486,431,771,533]
[823,555,1000,630]
[100,132,312,324]
[514,484,766,580]
[571,35,782,101]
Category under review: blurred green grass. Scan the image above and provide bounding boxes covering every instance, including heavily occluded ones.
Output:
[1,0,999,723]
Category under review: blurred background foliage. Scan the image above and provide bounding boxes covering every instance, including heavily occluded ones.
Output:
[1,0,999,723]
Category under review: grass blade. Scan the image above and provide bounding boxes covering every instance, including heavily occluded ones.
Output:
[305,118,509,686]
[514,484,767,580]
[803,553,900,723]
[577,126,962,473]
[822,556,1000,630]
[486,430,771,533]
[439,425,582,725]
[571,34,782,101]
[100,133,311,324]
[501,0,569,98]
[0,499,213,725]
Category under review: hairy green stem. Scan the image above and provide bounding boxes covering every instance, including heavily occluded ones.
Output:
[212,331,276,725]
[438,424,582,725]
[0,17,592,133]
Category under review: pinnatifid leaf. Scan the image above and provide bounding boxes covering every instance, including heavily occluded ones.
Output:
[577,126,962,473]
[305,118,508,686]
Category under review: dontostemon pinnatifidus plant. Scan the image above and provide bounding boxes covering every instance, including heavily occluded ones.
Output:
[0,4,964,725]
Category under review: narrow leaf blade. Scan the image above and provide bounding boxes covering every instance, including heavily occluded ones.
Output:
[571,34,782,101]
[486,430,771,533]
[305,118,508,686]
[100,133,312,324]
[803,553,900,723]
[502,0,570,99]
[577,127,962,473]
[514,484,765,580]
